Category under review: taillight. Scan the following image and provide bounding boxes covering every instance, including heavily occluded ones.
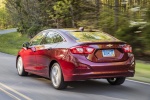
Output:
[70,46,95,54]
[123,45,132,53]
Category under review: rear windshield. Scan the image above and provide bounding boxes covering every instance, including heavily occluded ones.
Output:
[68,31,119,42]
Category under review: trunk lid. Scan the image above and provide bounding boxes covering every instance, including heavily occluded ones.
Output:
[81,42,128,63]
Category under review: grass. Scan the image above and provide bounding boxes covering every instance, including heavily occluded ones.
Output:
[129,61,150,83]
[0,32,29,55]
[0,32,150,83]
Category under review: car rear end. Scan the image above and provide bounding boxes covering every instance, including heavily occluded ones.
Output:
[63,31,135,81]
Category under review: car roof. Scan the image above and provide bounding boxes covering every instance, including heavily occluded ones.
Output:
[42,29,123,44]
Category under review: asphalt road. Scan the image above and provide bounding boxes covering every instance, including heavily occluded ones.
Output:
[0,28,17,34]
[0,52,150,100]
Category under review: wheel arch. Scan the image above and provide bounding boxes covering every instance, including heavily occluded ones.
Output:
[49,60,58,77]
[49,60,65,79]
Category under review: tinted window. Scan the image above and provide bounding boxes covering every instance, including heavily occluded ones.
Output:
[41,31,63,44]
[30,31,47,45]
[68,31,119,42]
[53,33,63,43]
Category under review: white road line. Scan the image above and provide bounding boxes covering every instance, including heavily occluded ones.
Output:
[127,79,150,86]
[0,87,21,100]
[0,82,32,100]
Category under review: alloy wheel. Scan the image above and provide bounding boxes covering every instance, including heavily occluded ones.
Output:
[17,57,28,76]
[17,57,23,75]
[51,64,61,87]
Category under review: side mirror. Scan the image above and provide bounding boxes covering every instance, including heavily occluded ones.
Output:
[23,42,30,49]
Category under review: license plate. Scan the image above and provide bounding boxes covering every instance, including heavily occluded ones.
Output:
[102,49,115,57]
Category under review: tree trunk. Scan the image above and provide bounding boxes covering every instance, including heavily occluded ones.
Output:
[95,0,101,27]
[70,4,75,28]
[114,0,119,30]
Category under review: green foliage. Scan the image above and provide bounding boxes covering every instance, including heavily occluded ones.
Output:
[53,0,71,15]
[52,0,72,28]
[98,9,115,34]
[143,7,150,51]
[0,4,9,29]
[115,25,150,55]
[116,26,139,41]
[77,20,96,31]
[5,0,48,36]
[27,25,41,38]
[0,32,29,55]
[116,26,139,46]
[52,0,90,28]
[2,0,150,56]
[145,6,150,22]
[142,25,150,50]
[99,7,130,35]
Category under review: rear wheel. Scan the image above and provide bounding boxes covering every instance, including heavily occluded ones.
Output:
[107,77,126,85]
[51,63,67,90]
[17,57,28,76]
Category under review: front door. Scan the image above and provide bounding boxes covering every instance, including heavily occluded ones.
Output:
[21,46,36,71]
[27,30,48,72]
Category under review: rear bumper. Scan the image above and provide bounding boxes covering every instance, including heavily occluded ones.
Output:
[65,71,134,81]
[63,56,135,81]
[60,51,135,81]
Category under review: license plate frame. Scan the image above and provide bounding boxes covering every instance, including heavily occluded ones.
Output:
[102,49,115,57]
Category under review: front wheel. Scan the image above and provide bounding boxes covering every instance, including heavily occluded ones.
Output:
[50,63,67,90]
[17,57,28,76]
[107,77,126,85]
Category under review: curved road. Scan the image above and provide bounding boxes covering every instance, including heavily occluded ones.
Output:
[0,28,17,34]
[0,52,150,100]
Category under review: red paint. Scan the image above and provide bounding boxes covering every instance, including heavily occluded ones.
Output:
[17,29,135,81]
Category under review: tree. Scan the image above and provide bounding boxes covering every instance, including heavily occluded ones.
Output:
[5,0,55,37]
[0,0,9,29]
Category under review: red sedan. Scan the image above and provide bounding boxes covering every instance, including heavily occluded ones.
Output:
[16,29,135,89]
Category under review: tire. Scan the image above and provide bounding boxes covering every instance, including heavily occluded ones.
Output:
[50,63,67,90]
[107,77,126,85]
[17,57,28,76]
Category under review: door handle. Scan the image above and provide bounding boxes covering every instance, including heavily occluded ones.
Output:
[47,47,52,50]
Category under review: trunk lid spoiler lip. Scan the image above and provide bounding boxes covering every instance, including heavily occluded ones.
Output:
[77,41,127,45]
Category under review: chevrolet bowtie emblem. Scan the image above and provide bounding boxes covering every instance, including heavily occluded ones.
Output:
[106,44,113,47]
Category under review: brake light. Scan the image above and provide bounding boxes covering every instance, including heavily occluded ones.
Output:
[123,45,132,53]
[70,46,95,54]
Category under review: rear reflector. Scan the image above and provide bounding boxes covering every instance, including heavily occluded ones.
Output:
[123,45,132,53]
[70,46,95,54]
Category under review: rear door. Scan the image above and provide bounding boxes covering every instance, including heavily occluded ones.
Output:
[35,31,64,77]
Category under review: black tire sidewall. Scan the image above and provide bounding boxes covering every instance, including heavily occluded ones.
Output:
[107,77,126,85]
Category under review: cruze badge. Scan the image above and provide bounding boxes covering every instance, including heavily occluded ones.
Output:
[106,44,113,47]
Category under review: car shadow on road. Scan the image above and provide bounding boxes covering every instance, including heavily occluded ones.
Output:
[29,74,137,98]
[64,79,138,99]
